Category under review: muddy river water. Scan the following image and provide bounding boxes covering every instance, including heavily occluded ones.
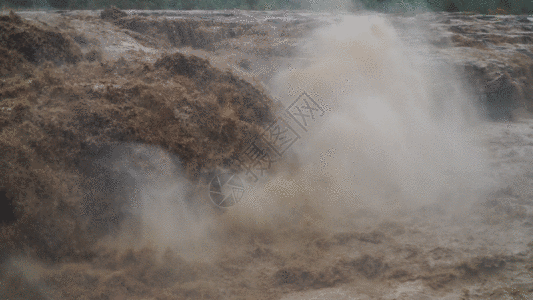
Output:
[2,8,533,300]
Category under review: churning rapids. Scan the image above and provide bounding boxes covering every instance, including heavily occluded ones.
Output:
[2,7,533,300]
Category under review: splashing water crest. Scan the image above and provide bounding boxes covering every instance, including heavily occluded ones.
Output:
[229,14,490,228]
[107,13,492,258]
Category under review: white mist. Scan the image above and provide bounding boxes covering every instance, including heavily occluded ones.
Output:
[233,13,490,223]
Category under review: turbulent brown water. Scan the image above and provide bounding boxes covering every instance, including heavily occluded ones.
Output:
[2,6,533,300]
